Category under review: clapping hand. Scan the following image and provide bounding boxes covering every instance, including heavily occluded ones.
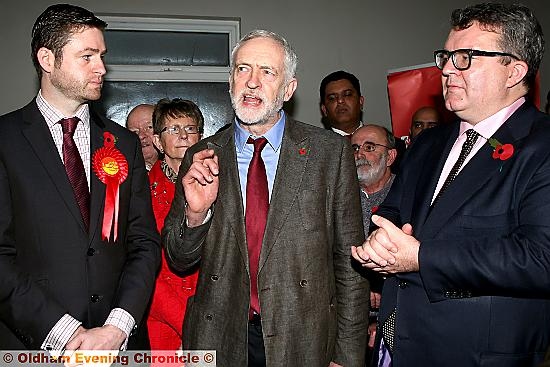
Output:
[351,215,420,274]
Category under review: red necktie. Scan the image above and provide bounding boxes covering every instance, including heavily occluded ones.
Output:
[245,137,269,316]
[60,117,90,230]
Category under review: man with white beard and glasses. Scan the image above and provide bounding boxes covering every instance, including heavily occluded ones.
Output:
[351,125,397,248]
[350,124,397,359]
[162,29,369,367]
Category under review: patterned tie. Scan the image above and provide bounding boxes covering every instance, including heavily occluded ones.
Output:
[433,129,479,205]
[245,137,269,317]
[60,117,90,230]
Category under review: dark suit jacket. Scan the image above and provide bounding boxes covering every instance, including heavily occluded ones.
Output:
[0,100,160,348]
[373,102,550,367]
[164,117,369,367]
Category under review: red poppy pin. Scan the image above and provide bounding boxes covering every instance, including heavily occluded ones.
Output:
[299,147,309,156]
[92,132,129,241]
[488,138,514,161]
[371,206,379,214]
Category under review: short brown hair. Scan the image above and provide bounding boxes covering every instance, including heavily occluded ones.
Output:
[152,98,204,134]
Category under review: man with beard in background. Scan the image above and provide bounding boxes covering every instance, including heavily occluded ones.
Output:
[350,124,397,362]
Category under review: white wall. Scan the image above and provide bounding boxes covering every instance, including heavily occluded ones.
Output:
[2,0,549,129]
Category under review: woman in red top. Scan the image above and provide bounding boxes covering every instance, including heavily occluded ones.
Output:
[148,98,203,350]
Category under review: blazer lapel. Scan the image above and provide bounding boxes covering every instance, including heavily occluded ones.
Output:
[210,127,249,269]
[423,104,533,237]
[88,112,107,242]
[411,124,458,233]
[21,102,88,233]
[259,118,308,271]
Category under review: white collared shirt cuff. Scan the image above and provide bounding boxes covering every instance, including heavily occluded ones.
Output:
[41,314,81,357]
[185,208,212,226]
[104,308,135,350]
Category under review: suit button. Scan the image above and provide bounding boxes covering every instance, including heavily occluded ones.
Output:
[398,281,408,289]
[210,275,219,281]
[205,314,213,321]
[87,248,96,256]
[90,294,101,303]
[299,279,308,287]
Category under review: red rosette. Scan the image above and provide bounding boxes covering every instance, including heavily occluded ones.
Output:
[92,138,129,242]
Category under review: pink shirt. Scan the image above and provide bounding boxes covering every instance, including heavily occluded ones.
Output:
[431,97,526,204]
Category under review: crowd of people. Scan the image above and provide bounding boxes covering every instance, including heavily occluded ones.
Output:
[1,2,550,367]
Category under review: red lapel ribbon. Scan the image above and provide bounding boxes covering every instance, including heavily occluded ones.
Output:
[92,132,128,241]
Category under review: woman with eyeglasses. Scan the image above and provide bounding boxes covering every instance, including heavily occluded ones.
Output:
[147,98,204,352]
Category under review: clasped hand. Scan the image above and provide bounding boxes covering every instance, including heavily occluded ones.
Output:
[351,215,420,274]
[62,325,125,366]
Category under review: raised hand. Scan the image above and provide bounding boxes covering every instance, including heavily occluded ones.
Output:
[182,149,219,226]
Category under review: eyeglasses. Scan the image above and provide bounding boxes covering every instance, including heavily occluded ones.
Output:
[434,49,519,71]
[160,125,200,135]
[351,141,391,153]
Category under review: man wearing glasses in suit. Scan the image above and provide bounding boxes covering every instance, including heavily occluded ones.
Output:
[353,3,550,367]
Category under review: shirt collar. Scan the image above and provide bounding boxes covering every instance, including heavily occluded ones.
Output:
[459,97,525,139]
[234,110,286,153]
[331,122,363,136]
[36,90,90,128]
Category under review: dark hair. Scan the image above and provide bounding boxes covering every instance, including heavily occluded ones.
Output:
[450,3,544,89]
[320,70,361,103]
[31,4,107,79]
[152,98,205,134]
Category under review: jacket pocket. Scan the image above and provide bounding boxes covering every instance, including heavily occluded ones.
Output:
[480,351,545,367]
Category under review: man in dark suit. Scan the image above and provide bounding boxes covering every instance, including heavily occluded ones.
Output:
[163,30,369,367]
[0,4,160,353]
[352,3,550,367]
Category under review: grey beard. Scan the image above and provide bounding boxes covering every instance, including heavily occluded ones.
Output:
[356,155,388,187]
[230,85,285,126]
